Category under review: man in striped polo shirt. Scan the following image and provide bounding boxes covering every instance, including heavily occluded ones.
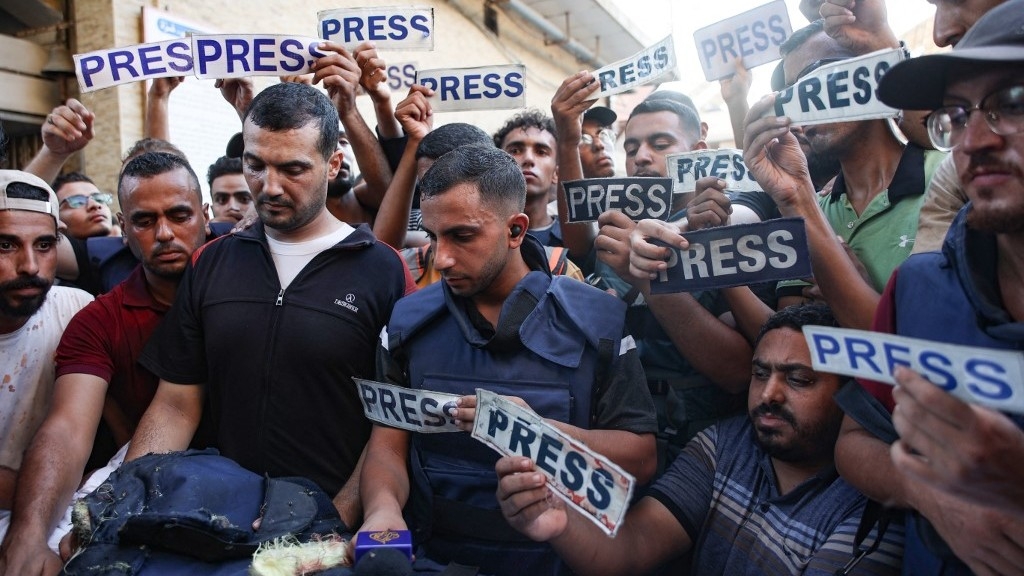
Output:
[495,303,903,575]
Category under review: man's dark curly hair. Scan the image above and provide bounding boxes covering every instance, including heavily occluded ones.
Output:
[492,109,556,149]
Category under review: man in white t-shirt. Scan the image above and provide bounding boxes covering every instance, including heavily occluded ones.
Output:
[0,170,92,534]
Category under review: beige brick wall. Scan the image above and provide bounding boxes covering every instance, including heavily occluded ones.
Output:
[70,0,591,193]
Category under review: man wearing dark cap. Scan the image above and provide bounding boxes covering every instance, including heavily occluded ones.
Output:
[833,1,1024,572]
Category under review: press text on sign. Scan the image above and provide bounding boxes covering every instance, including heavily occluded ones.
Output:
[773,47,905,127]
[355,378,463,433]
[471,389,634,537]
[318,6,433,51]
[563,177,673,223]
[190,34,326,80]
[667,149,762,195]
[415,65,526,112]
[694,0,791,82]
[74,39,195,93]
[803,327,1024,415]
[591,36,676,99]
[650,218,810,294]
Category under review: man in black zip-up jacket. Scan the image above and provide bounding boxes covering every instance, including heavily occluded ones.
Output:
[128,79,415,529]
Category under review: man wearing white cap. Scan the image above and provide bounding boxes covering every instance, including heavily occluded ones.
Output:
[0,170,92,541]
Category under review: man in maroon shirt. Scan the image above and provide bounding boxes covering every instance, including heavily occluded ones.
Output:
[0,151,208,575]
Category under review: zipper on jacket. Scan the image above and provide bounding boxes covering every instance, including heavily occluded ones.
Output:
[276,288,284,306]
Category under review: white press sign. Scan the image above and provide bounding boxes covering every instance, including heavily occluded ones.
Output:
[415,65,525,112]
[318,6,434,51]
[773,48,905,126]
[592,36,676,99]
[804,327,1024,415]
[694,0,791,82]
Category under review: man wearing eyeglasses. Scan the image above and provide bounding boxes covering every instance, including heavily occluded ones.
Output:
[832,1,1024,573]
[52,172,114,240]
[579,107,617,179]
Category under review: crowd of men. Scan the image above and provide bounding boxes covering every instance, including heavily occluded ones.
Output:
[0,0,1020,574]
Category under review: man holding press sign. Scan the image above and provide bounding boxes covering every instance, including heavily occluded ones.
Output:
[360,144,655,576]
[496,304,902,574]
[831,1,1024,572]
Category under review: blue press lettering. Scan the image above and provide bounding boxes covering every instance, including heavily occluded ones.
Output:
[279,39,305,72]
[109,50,138,82]
[195,39,221,75]
[137,45,166,75]
[166,41,193,73]
[536,435,564,477]
[587,469,613,510]
[509,418,537,457]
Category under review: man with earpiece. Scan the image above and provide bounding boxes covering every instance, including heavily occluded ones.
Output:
[358,144,657,576]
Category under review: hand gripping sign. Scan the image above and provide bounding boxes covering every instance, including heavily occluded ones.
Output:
[649,218,811,294]
[773,47,906,127]
[563,177,673,223]
[471,389,635,537]
[591,36,676,99]
[415,65,525,112]
[667,149,762,195]
[693,0,791,82]
[318,6,434,51]
[803,327,1024,415]
[355,378,463,433]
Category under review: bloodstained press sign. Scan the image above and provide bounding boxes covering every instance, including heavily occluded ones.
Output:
[650,218,811,294]
[471,389,634,537]
[563,177,673,223]
[773,47,906,126]
[667,149,762,195]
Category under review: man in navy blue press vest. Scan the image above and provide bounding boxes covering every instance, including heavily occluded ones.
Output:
[359,144,656,576]
[833,1,1024,573]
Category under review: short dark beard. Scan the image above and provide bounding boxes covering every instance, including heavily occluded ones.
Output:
[0,276,52,318]
[327,174,354,199]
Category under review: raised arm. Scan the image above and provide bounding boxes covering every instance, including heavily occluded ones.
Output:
[602,209,752,392]
[145,76,184,141]
[354,43,402,139]
[549,71,600,261]
[24,99,94,184]
[372,85,433,248]
[215,77,255,123]
[820,0,899,54]
[720,57,752,146]
[743,94,879,329]
[313,41,393,211]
